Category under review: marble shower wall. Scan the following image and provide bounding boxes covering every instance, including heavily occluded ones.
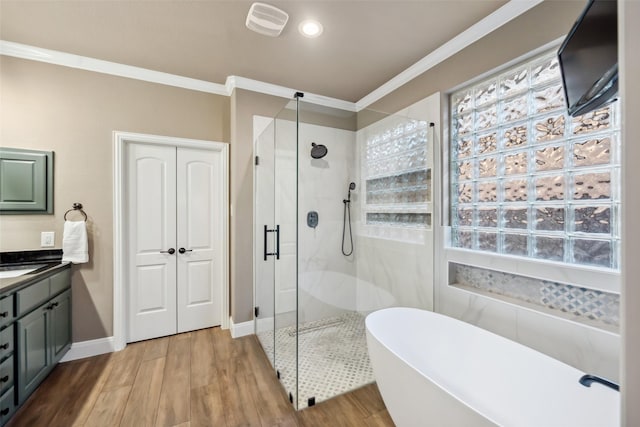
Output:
[297,122,358,324]
[353,94,440,315]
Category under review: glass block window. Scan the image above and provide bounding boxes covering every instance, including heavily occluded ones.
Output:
[450,51,620,269]
[364,119,431,228]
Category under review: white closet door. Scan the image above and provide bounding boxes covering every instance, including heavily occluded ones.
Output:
[176,147,222,332]
[127,143,177,342]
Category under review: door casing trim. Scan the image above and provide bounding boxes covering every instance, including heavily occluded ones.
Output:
[113,131,230,351]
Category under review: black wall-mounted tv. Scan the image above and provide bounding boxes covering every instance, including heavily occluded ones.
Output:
[557,0,618,117]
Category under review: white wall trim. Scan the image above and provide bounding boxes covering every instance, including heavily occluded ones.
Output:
[113,131,230,352]
[59,336,116,362]
[1,0,542,113]
[226,76,357,112]
[355,0,544,110]
[0,40,228,96]
[0,40,354,111]
[230,317,254,339]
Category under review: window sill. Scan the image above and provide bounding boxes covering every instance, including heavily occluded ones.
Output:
[445,246,620,294]
[447,283,619,334]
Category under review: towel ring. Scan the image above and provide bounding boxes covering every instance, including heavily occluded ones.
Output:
[64,202,88,221]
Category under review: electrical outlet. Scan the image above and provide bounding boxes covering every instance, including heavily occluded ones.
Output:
[41,231,55,247]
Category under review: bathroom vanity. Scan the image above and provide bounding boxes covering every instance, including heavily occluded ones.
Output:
[0,250,71,426]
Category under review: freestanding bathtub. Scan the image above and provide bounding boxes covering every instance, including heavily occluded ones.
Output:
[366,307,619,427]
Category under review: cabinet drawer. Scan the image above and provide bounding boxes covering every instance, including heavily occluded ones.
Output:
[0,386,15,424]
[16,278,49,317]
[0,297,13,328]
[0,356,13,395]
[50,268,71,296]
[0,325,13,361]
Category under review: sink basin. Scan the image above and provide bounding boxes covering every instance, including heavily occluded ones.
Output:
[0,264,48,279]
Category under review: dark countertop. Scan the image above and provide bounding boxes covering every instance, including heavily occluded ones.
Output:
[0,249,71,294]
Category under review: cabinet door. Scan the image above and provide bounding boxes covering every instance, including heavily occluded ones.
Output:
[16,305,49,404]
[0,148,53,214]
[49,290,71,364]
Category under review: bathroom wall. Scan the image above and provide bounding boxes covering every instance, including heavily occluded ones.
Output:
[620,1,640,424]
[0,55,229,342]
[360,1,622,380]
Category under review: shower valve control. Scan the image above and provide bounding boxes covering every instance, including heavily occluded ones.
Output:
[307,211,319,228]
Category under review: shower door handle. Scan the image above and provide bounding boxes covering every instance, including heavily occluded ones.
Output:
[275,225,280,260]
[264,225,280,260]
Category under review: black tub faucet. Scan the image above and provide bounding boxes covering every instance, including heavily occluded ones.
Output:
[579,374,619,391]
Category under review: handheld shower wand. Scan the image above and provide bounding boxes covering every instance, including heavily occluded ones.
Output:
[342,182,356,256]
[344,182,356,202]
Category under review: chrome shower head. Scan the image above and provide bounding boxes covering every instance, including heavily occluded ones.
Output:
[311,143,328,159]
[349,182,356,191]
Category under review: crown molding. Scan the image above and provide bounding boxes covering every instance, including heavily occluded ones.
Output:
[1,0,543,112]
[0,40,229,95]
[355,0,544,110]
[0,40,356,111]
[225,75,357,111]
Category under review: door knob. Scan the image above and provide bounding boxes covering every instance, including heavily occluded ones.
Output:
[160,248,176,254]
[178,248,193,254]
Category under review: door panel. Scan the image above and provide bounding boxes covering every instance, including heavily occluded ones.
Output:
[135,265,169,312]
[17,306,49,403]
[127,143,177,342]
[176,148,221,332]
[50,290,72,363]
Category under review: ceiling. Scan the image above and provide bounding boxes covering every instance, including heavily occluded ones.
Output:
[0,0,508,102]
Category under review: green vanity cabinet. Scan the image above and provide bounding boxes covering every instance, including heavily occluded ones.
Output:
[16,288,71,403]
[16,280,71,405]
[0,265,71,426]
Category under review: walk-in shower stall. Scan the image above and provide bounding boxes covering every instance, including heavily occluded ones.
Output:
[254,94,437,409]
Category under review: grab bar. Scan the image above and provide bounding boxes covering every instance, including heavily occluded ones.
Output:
[579,374,619,391]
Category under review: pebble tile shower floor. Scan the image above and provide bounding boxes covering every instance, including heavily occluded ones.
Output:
[258,312,375,409]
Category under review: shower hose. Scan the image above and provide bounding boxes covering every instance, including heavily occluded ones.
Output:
[342,199,354,256]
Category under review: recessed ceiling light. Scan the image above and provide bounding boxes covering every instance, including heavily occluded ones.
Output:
[299,20,323,38]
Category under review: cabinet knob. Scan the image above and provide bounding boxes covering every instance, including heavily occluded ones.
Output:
[178,248,193,254]
[51,302,59,308]
[160,248,176,255]
[0,312,8,318]
[0,343,8,350]
[0,408,8,415]
[0,375,8,383]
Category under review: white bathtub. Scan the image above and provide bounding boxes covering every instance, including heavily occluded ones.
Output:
[365,307,619,427]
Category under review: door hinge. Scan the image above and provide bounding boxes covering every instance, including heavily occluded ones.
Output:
[255,155,260,165]
[254,306,260,317]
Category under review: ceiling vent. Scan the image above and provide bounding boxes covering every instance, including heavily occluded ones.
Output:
[246,2,289,37]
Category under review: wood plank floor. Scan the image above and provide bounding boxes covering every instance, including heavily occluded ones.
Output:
[7,327,395,427]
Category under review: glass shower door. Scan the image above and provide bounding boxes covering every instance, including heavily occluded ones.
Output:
[254,101,299,407]
[254,118,276,368]
[273,102,298,407]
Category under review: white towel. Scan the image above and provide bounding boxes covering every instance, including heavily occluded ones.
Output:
[62,220,89,264]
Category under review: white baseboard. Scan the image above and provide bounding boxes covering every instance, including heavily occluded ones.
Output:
[60,336,116,362]
[230,317,254,338]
